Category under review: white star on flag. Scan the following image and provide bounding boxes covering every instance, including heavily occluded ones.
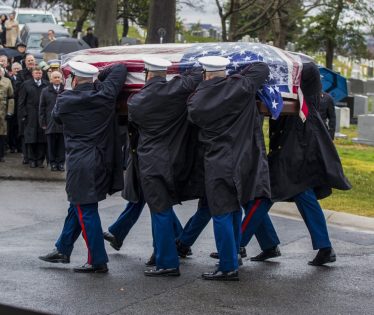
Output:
[272,100,278,109]
[267,86,275,94]
[220,50,227,55]
[196,46,203,51]
[189,57,195,61]
[274,86,280,93]
[244,56,252,61]
[268,72,274,80]
[201,50,208,56]
[239,49,246,55]
[233,61,239,69]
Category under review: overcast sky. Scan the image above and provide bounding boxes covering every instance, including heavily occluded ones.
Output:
[178,1,221,26]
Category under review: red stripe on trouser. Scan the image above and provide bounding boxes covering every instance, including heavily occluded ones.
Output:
[77,204,92,265]
[241,199,262,234]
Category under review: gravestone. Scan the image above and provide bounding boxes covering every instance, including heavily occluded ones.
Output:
[367,79,374,94]
[352,114,374,146]
[353,95,368,117]
[337,96,356,124]
[349,79,365,95]
[335,107,349,139]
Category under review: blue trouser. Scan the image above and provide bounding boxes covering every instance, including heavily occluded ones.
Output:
[151,208,180,269]
[178,202,212,247]
[213,210,242,272]
[55,203,108,265]
[255,189,332,250]
[240,198,280,250]
[109,199,183,247]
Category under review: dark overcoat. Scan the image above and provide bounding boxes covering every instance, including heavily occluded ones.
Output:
[268,62,351,202]
[52,64,127,205]
[125,70,203,212]
[319,92,336,139]
[187,62,271,216]
[39,83,64,134]
[18,78,48,144]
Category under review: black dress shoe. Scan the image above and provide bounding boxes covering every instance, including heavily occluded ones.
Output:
[250,246,281,261]
[30,161,37,168]
[51,164,58,171]
[58,164,65,172]
[38,162,44,168]
[144,268,180,277]
[308,247,336,266]
[145,252,156,267]
[202,270,239,281]
[210,246,247,260]
[39,249,70,264]
[103,231,122,251]
[176,240,192,258]
[73,263,108,273]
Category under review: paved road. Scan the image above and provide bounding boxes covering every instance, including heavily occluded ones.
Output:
[0,180,373,315]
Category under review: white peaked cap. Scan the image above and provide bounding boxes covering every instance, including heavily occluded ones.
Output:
[198,56,230,72]
[143,57,172,71]
[68,61,99,77]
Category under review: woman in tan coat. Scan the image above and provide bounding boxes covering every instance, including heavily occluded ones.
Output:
[5,13,19,48]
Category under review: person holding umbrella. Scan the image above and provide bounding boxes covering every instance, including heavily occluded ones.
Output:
[41,38,90,56]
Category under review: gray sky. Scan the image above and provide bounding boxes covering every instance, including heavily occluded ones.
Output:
[178,1,221,26]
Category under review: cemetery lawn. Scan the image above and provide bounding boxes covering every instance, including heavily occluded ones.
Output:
[264,121,374,217]
[320,126,374,217]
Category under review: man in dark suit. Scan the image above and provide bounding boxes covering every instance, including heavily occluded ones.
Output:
[39,71,65,171]
[82,27,99,48]
[39,62,127,273]
[18,67,48,168]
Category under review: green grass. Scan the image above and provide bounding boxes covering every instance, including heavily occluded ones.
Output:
[263,119,374,217]
[319,126,374,217]
[64,21,144,43]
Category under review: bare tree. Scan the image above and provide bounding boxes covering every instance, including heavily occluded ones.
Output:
[146,0,176,44]
[95,0,119,47]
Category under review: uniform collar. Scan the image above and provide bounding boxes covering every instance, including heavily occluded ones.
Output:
[143,76,166,89]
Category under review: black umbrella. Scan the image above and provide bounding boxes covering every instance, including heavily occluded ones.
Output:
[0,48,22,58]
[41,38,90,54]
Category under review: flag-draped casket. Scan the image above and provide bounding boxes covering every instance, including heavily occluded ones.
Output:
[61,42,310,119]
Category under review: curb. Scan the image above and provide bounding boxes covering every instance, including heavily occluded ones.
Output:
[0,175,66,182]
[271,202,374,234]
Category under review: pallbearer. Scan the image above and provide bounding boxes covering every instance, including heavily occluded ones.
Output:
[39,61,127,273]
[247,62,351,266]
[125,57,203,277]
[187,56,270,281]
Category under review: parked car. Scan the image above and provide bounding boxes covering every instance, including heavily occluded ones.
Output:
[20,23,70,62]
[0,2,13,16]
[15,8,57,31]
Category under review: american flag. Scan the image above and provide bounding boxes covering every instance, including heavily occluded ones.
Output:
[62,43,306,120]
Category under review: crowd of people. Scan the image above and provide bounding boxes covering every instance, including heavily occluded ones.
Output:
[36,56,350,281]
[0,42,66,170]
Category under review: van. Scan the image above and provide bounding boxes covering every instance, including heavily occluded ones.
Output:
[15,8,57,31]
